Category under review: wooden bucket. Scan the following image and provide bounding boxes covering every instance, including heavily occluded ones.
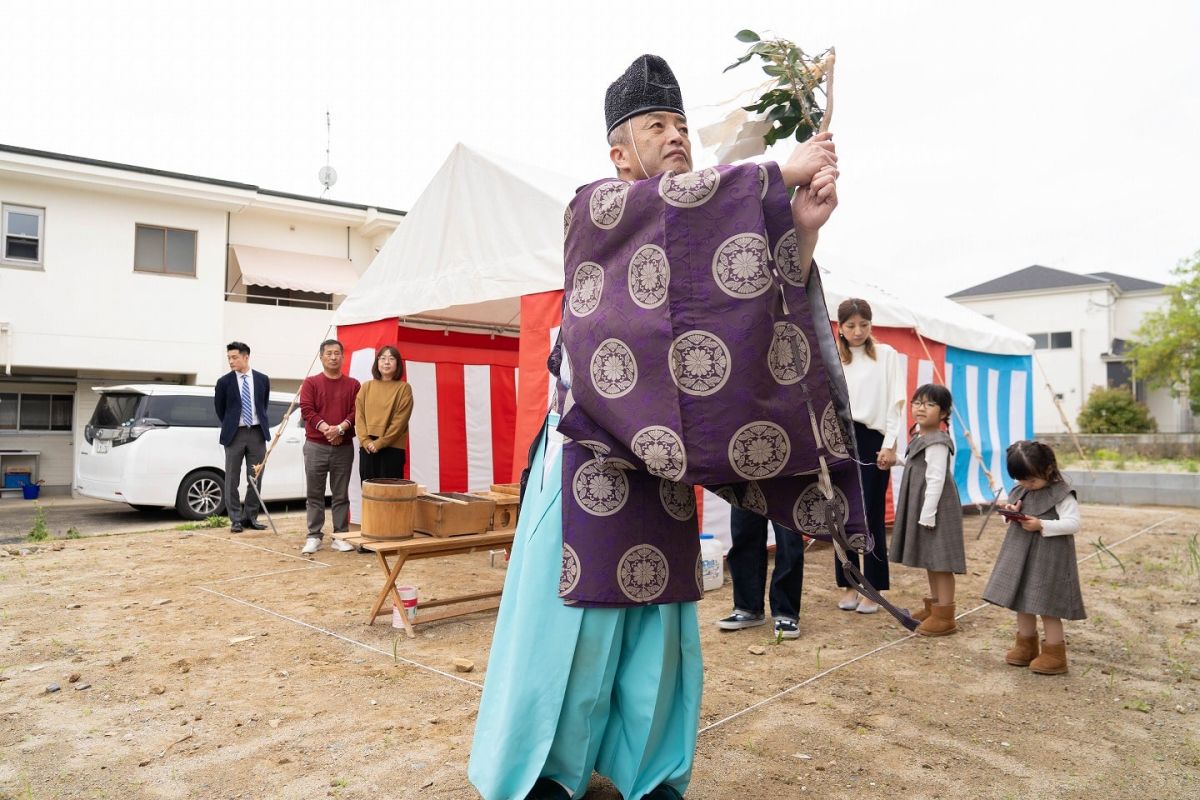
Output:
[361,479,419,540]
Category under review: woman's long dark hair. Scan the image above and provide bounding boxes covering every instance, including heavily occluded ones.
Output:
[837,297,877,364]
[1006,440,1064,485]
[371,345,405,381]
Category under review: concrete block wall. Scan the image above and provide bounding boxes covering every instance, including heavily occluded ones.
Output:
[1064,469,1200,508]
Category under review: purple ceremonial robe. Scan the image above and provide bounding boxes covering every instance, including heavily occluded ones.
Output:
[556,162,867,608]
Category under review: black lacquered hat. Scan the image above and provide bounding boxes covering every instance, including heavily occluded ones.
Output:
[605,54,685,135]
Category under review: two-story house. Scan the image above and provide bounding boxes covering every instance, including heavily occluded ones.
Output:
[949,265,1192,433]
[0,144,405,495]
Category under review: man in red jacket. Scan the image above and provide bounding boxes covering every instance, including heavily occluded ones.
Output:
[298,339,360,554]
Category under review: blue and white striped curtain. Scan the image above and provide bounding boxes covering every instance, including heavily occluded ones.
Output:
[944,347,1034,504]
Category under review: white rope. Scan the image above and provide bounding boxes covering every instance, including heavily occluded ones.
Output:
[192,530,331,566]
[698,512,1180,735]
[196,585,483,689]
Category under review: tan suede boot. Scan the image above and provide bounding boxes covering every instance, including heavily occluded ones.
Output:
[911,597,935,622]
[1029,640,1068,674]
[916,603,958,636]
[1005,634,1040,666]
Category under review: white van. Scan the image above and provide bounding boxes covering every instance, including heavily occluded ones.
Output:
[75,384,309,519]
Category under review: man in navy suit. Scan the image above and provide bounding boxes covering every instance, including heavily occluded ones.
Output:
[214,341,272,532]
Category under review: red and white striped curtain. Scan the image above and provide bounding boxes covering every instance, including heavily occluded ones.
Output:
[338,319,519,523]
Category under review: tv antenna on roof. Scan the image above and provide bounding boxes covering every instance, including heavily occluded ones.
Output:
[318,109,337,197]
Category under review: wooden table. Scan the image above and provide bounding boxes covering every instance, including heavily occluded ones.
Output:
[334,528,515,637]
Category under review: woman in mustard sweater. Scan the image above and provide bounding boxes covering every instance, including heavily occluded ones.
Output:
[354,346,414,482]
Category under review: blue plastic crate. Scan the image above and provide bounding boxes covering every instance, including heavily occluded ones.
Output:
[4,472,32,489]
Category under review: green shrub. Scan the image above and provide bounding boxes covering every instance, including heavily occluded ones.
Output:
[1077,387,1157,434]
[1090,448,1122,461]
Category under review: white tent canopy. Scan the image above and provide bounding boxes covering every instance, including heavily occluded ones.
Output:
[818,265,1033,355]
[336,143,1031,355]
[334,143,580,330]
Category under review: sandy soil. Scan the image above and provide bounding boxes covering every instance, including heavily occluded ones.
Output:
[1,504,1197,800]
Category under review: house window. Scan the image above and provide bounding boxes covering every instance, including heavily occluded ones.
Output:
[0,393,73,432]
[135,224,197,276]
[1050,331,1073,349]
[1029,331,1072,350]
[2,204,45,267]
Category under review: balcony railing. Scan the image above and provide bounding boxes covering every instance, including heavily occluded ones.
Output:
[224,290,339,311]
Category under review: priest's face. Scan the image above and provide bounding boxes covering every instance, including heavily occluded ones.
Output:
[615,111,693,179]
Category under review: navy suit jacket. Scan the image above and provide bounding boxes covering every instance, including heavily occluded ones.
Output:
[215,369,272,446]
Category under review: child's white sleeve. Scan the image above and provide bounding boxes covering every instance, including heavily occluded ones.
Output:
[918,443,949,527]
[1040,495,1081,537]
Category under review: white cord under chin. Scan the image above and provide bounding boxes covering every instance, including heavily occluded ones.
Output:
[627,119,649,179]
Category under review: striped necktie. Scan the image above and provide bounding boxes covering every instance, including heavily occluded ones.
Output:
[240,374,253,426]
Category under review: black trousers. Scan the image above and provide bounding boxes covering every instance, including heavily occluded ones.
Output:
[728,506,806,621]
[834,422,891,590]
[359,446,407,483]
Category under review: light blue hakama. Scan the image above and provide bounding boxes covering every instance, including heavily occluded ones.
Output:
[468,417,702,800]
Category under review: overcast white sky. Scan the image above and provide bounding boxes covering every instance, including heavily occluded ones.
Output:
[5,0,1198,291]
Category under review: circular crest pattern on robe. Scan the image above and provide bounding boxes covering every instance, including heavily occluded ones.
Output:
[658,167,721,208]
[659,477,696,521]
[631,425,687,481]
[820,401,850,458]
[569,262,604,317]
[670,330,732,396]
[695,551,704,594]
[793,484,849,535]
[628,244,670,308]
[729,421,791,480]
[767,322,811,385]
[563,204,573,238]
[757,164,770,199]
[589,181,629,229]
[590,338,637,398]
[712,233,772,298]
[617,543,670,602]
[559,543,581,596]
[572,459,630,516]
[773,229,805,286]
[742,480,768,515]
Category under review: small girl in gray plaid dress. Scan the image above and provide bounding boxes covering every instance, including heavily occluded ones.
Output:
[982,440,1084,675]
[889,384,965,637]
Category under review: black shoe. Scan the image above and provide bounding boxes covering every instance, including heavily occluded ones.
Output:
[243,519,267,530]
[773,617,800,639]
[230,521,244,533]
[715,610,766,630]
[524,777,570,800]
[644,784,684,800]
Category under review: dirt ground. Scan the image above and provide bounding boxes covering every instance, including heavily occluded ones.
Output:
[1,503,1198,800]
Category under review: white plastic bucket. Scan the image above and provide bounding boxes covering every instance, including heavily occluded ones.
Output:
[699,534,723,591]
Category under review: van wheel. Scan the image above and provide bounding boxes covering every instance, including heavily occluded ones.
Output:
[129,504,162,512]
[176,470,225,520]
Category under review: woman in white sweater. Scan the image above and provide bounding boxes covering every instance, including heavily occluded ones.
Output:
[835,299,905,613]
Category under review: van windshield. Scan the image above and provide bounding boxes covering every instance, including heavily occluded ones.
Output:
[89,393,145,428]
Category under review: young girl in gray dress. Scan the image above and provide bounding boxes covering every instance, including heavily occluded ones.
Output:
[889,384,965,637]
[983,441,1084,675]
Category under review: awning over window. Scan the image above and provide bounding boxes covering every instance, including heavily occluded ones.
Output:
[230,244,361,295]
